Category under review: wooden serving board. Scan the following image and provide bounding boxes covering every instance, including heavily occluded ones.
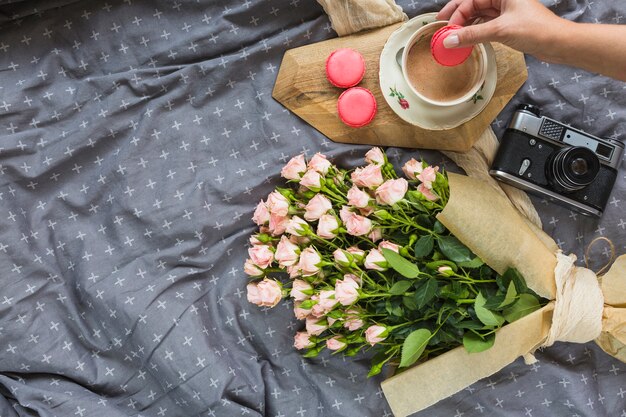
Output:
[272,22,527,152]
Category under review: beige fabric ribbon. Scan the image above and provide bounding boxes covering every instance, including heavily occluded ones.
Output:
[317,0,407,36]
[317,0,542,228]
[524,252,604,364]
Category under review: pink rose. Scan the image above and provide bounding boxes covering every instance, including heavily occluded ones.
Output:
[359,206,374,217]
[417,183,438,201]
[378,240,400,254]
[248,245,274,269]
[252,200,270,225]
[275,235,300,267]
[244,259,264,277]
[286,216,309,237]
[345,214,373,236]
[365,325,388,346]
[343,273,362,286]
[281,154,306,180]
[326,336,347,351]
[249,235,263,245]
[438,266,454,276]
[291,279,313,301]
[317,214,339,239]
[346,247,365,263]
[294,332,315,350]
[375,178,408,205]
[300,170,323,191]
[417,166,439,188]
[351,164,383,189]
[344,309,364,331]
[247,278,282,307]
[308,153,332,175]
[335,275,360,306]
[317,289,338,313]
[287,265,301,279]
[268,213,289,236]
[368,228,383,242]
[305,316,327,336]
[339,206,354,223]
[267,191,289,217]
[333,249,351,267]
[293,301,312,319]
[402,158,423,180]
[347,186,370,208]
[304,194,332,221]
[298,247,322,276]
[364,249,388,271]
[365,147,386,165]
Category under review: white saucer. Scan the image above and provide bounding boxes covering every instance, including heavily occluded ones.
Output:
[379,13,497,130]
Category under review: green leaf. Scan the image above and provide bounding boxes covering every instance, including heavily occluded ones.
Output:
[414,214,434,228]
[499,281,518,308]
[433,220,446,234]
[399,329,432,368]
[457,320,487,330]
[474,293,505,327]
[463,332,496,353]
[389,280,413,295]
[457,256,484,269]
[437,236,472,262]
[503,268,528,294]
[403,295,418,310]
[482,294,506,310]
[503,293,541,322]
[303,345,324,358]
[414,235,434,258]
[439,283,469,300]
[344,345,362,357]
[299,299,314,310]
[382,248,420,279]
[414,277,438,309]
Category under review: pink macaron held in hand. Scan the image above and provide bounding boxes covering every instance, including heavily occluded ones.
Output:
[431,24,474,66]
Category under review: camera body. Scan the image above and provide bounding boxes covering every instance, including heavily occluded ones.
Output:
[490,104,624,217]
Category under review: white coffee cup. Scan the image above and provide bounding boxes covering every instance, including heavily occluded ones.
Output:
[401,21,488,107]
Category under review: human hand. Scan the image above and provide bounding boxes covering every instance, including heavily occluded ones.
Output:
[436,0,568,59]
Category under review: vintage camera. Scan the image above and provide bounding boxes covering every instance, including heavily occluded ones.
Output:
[490,104,624,217]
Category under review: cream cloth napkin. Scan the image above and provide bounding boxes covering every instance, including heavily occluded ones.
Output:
[317,0,542,228]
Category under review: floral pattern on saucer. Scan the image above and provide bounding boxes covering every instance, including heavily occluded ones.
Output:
[379,13,497,130]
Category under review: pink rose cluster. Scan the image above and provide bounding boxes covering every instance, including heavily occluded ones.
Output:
[245,148,445,357]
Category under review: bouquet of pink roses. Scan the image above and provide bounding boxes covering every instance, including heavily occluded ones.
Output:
[245,148,543,376]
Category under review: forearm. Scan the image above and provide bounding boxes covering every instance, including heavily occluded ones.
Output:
[542,20,626,81]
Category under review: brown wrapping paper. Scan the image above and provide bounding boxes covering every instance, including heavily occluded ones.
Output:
[382,173,626,417]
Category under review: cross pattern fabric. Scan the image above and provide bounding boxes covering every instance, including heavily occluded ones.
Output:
[0,0,623,416]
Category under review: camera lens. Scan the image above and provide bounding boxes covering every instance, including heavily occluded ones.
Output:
[547,146,600,192]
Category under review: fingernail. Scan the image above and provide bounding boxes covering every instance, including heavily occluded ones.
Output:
[443,33,459,48]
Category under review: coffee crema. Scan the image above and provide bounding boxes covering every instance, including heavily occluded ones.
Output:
[405,34,481,102]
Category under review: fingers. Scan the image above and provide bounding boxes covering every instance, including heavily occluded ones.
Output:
[443,20,502,48]
[439,0,502,26]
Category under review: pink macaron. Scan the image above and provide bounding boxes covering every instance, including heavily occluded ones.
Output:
[337,87,377,128]
[430,24,474,66]
[325,48,366,88]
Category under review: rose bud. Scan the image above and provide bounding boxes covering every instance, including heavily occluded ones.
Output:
[291,279,313,301]
[274,235,300,267]
[438,266,455,277]
[298,247,322,276]
[347,185,370,208]
[417,183,438,201]
[344,310,365,331]
[266,191,290,217]
[365,147,386,165]
[402,158,423,180]
[317,289,338,314]
[346,247,365,263]
[364,249,388,271]
[333,248,352,267]
[244,259,265,277]
[345,213,373,236]
[293,301,312,319]
[252,200,270,225]
[305,316,328,336]
[375,178,408,206]
[326,336,347,351]
[365,325,388,346]
[378,240,400,254]
[307,153,332,175]
[351,164,383,189]
[417,166,439,189]
[286,216,310,237]
[339,206,354,223]
[248,245,274,269]
[316,214,339,239]
[335,275,360,306]
[304,194,332,221]
[294,332,315,350]
[368,228,383,242]
[268,213,289,236]
[300,170,323,192]
[281,154,307,180]
[247,278,282,307]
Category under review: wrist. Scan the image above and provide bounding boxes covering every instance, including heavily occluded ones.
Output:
[534,18,578,64]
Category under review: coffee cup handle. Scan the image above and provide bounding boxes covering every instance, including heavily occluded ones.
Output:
[395,47,405,70]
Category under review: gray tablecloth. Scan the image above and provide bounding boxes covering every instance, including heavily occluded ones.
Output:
[0,0,624,416]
